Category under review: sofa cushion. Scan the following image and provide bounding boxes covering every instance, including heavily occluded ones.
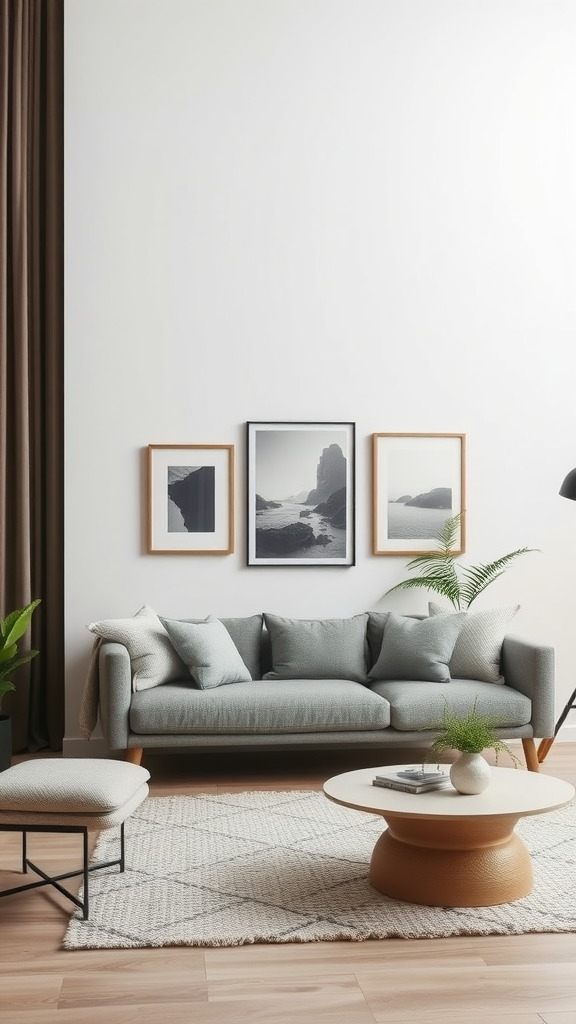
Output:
[262,613,369,683]
[429,602,519,684]
[219,615,264,680]
[87,605,187,691]
[368,611,465,683]
[159,615,252,689]
[129,678,391,734]
[366,611,390,669]
[177,615,264,680]
[368,678,531,731]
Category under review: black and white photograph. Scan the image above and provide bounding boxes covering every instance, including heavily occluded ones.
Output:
[148,444,234,554]
[247,422,355,566]
[372,433,466,555]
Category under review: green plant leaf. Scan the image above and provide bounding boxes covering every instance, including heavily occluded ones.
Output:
[0,600,41,712]
[384,512,537,610]
[0,642,18,665]
[422,698,522,766]
[0,680,16,703]
[0,599,41,650]
[458,549,539,608]
[0,650,39,684]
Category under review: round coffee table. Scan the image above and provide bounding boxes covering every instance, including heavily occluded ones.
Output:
[323,765,574,907]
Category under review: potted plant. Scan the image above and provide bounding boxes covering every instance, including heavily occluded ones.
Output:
[385,513,537,609]
[424,698,522,794]
[0,599,41,771]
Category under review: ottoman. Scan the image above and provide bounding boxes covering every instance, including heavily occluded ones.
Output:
[0,758,150,919]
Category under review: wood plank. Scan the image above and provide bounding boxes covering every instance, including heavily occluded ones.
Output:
[355,962,576,1020]
[58,971,208,1008]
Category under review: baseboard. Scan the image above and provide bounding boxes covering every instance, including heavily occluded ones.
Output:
[553,723,576,743]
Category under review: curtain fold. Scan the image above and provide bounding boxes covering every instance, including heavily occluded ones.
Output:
[0,0,64,751]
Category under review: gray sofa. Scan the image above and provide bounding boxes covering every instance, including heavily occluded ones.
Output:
[91,607,555,773]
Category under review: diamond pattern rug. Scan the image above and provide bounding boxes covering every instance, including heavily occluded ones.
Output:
[63,790,576,949]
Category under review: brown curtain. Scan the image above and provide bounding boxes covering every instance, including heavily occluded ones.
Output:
[0,0,64,751]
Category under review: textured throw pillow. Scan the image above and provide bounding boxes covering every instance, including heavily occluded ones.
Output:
[262,613,369,683]
[368,610,465,683]
[429,601,520,684]
[87,605,187,692]
[179,615,263,681]
[159,615,252,690]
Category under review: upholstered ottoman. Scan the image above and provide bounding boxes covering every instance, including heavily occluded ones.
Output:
[0,758,150,919]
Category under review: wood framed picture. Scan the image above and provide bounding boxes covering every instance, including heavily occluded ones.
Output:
[247,421,355,566]
[372,432,466,556]
[147,444,234,554]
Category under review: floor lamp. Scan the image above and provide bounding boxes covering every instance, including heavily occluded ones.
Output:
[537,468,576,763]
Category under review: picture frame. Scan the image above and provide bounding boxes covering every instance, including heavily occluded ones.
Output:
[372,433,466,556]
[147,444,234,554]
[247,422,355,566]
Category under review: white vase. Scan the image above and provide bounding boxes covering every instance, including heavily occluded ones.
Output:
[449,752,491,794]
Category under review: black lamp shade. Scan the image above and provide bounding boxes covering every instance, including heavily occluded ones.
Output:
[560,468,576,501]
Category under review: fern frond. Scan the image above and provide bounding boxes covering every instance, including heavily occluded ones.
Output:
[459,548,538,607]
[386,571,462,609]
[434,513,461,554]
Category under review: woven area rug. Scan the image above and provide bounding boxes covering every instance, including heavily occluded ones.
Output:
[63,790,576,950]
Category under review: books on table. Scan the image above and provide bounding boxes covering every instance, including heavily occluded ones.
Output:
[372,768,452,794]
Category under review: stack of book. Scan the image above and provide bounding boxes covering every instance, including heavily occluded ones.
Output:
[372,768,452,794]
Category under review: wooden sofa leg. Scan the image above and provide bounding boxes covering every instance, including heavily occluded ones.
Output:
[125,747,144,766]
[537,737,555,763]
[522,737,540,773]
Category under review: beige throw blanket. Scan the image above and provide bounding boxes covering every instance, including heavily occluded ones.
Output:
[78,637,103,739]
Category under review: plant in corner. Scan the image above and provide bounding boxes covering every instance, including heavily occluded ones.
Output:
[385,513,537,609]
[0,599,41,771]
[424,698,522,794]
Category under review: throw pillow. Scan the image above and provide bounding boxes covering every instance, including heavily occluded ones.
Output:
[368,610,465,683]
[179,615,263,681]
[428,601,520,684]
[262,613,369,683]
[159,615,252,689]
[86,605,187,692]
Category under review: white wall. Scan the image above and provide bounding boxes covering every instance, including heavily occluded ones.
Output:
[64,0,576,752]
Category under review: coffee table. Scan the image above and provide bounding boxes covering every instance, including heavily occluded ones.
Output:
[323,765,575,907]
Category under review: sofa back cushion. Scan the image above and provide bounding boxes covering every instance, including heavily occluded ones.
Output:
[262,613,369,683]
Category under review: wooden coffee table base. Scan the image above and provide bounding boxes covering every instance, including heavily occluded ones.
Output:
[369,813,533,907]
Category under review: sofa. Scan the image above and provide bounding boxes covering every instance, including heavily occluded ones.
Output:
[82,604,555,773]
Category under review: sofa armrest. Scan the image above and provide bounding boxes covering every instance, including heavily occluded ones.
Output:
[501,634,555,738]
[98,641,132,750]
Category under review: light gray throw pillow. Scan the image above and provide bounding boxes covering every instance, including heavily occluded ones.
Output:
[368,610,465,683]
[87,604,187,692]
[429,601,520,684]
[263,613,369,683]
[159,615,252,689]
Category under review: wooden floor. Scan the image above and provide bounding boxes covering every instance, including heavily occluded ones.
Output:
[1,743,576,1024]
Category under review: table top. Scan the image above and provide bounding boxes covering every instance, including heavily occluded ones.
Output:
[323,764,575,821]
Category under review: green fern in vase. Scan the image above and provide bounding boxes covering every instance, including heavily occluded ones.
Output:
[385,513,537,610]
[424,699,523,767]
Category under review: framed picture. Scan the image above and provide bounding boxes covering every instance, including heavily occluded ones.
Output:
[147,444,234,554]
[372,433,466,555]
[247,422,355,566]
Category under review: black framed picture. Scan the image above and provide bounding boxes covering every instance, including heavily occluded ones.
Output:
[246,421,355,566]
